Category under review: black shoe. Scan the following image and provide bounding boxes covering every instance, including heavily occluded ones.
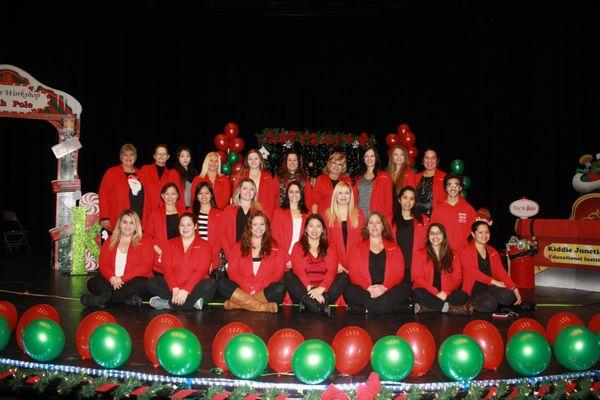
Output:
[125,294,143,307]
[346,304,366,315]
[81,292,111,307]
[301,294,324,315]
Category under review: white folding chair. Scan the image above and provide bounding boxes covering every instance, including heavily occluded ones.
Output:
[3,211,31,253]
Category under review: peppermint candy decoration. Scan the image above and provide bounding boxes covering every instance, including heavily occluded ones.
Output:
[84,249,98,271]
[80,192,99,216]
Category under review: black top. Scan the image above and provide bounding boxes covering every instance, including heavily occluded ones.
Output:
[252,257,262,262]
[156,165,165,179]
[125,171,144,220]
[478,251,492,276]
[433,264,442,291]
[236,207,249,242]
[166,214,180,240]
[369,250,387,285]
[341,221,348,247]
[330,178,339,189]
[415,175,434,216]
[396,218,414,282]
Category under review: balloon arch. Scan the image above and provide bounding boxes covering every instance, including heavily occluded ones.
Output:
[0,64,83,270]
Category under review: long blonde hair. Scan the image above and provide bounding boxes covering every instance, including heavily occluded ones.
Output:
[386,144,409,194]
[110,209,143,249]
[322,152,348,177]
[326,181,359,228]
[232,178,263,210]
[199,151,222,178]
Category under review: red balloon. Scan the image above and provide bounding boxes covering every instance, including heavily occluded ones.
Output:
[399,131,416,146]
[406,145,419,159]
[332,326,373,375]
[212,322,252,371]
[267,328,305,373]
[214,134,229,152]
[76,311,117,359]
[385,133,399,148]
[229,137,245,153]
[16,304,60,350]
[144,314,184,367]
[0,301,18,331]
[397,124,411,135]
[396,322,436,376]
[463,320,504,371]
[507,318,546,341]
[232,161,244,175]
[546,312,584,345]
[224,122,239,139]
[217,150,227,163]
[588,313,600,334]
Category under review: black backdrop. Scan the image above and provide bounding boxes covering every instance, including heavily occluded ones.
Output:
[2,2,597,256]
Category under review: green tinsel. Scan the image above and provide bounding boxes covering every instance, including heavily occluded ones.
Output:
[137,383,177,400]
[375,386,395,400]
[70,205,101,275]
[79,375,113,398]
[407,387,424,400]
[435,387,459,400]
[264,388,286,400]
[229,385,256,400]
[303,390,324,400]
[57,371,88,395]
[465,385,484,400]
[113,377,142,399]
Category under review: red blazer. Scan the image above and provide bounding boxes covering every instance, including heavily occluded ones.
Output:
[190,175,231,210]
[271,207,308,254]
[227,242,289,293]
[273,176,313,211]
[415,169,447,208]
[412,248,462,295]
[322,209,365,269]
[99,165,151,229]
[232,171,277,218]
[460,242,516,295]
[348,239,405,290]
[162,235,212,293]
[312,174,353,213]
[430,197,477,251]
[187,207,223,270]
[353,171,394,222]
[140,164,176,213]
[217,204,257,258]
[291,242,338,290]
[391,215,430,267]
[143,204,185,273]
[168,168,188,210]
[98,236,153,282]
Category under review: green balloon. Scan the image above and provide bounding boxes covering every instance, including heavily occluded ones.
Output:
[221,163,232,176]
[0,317,10,351]
[225,333,268,379]
[438,334,483,381]
[227,152,239,164]
[22,318,65,361]
[506,331,551,376]
[89,323,132,368]
[554,326,600,371]
[292,339,336,384]
[157,328,202,376]
[370,336,414,381]
[462,176,472,190]
[450,159,465,174]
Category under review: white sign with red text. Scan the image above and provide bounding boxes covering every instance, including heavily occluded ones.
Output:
[510,197,540,218]
[0,84,50,113]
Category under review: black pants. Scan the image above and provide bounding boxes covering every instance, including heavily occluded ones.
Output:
[218,278,286,304]
[87,275,148,304]
[344,282,411,315]
[148,276,217,311]
[284,272,349,304]
[469,282,516,312]
[412,288,468,311]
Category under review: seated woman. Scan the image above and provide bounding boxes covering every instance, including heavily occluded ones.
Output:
[81,210,153,307]
[218,211,287,313]
[190,182,222,271]
[272,181,308,256]
[143,183,184,275]
[344,212,410,315]
[412,223,472,315]
[148,213,217,310]
[460,221,522,312]
[284,214,348,315]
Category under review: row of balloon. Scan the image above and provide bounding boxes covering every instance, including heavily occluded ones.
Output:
[448,158,472,198]
[385,124,418,168]
[213,122,246,177]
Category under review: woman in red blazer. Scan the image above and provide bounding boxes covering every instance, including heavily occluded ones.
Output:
[81,210,153,307]
[169,146,198,209]
[312,152,352,214]
[147,213,217,311]
[344,212,410,315]
[140,144,177,213]
[231,149,277,219]
[391,186,429,285]
[218,211,288,313]
[412,223,472,315]
[285,214,348,315]
[386,144,417,199]
[460,221,521,312]
[353,147,394,222]
[272,181,308,256]
[273,151,313,209]
[414,149,447,218]
[190,151,231,210]
[190,181,222,271]
[323,181,365,273]
[143,183,184,275]
[99,144,151,230]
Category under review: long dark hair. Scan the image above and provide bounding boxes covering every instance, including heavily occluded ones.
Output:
[174,146,198,186]
[357,146,381,177]
[300,214,329,259]
[361,212,394,242]
[425,223,454,273]
[280,181,308,213]
[277,151,308,180]
[240,211,273,258]
[191,181,218,215]
[393,186,424,227]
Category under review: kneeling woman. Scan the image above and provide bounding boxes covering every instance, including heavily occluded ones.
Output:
[148,213,217,310]
[81,210,153,307]
[344,212,410,315]
[459,221,521,312]
[218,211,288,313]
[285,214,348,315]
[412,223,472,315]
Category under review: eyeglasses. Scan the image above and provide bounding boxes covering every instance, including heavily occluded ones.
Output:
[428,231,443,237]
[446,183,461,188]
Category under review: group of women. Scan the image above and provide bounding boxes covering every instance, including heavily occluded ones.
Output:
[84,143,521,316]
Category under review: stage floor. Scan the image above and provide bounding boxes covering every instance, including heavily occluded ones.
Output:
[2,252,600,388]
